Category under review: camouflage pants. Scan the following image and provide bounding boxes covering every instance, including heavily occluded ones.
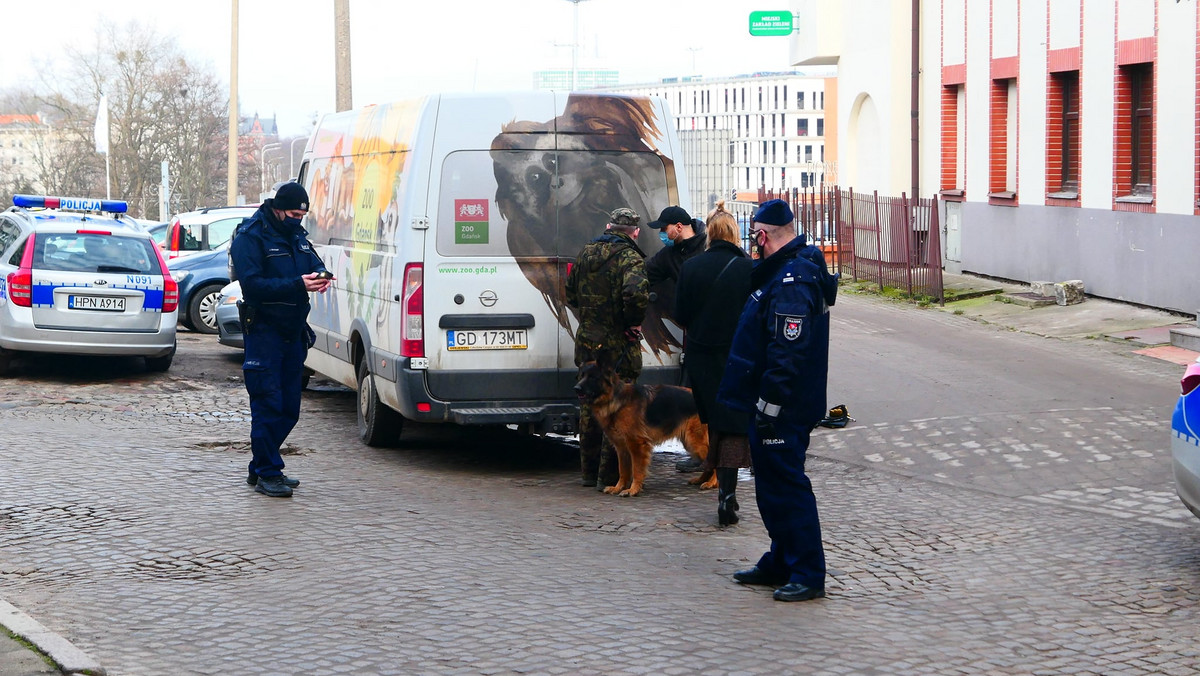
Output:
[577,344,641,488]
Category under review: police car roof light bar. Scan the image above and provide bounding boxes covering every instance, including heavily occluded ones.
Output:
[13,194,129,214]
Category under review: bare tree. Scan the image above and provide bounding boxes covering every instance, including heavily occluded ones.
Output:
[17,20,230,219]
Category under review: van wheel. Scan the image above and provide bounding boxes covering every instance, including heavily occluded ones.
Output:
[0,349,12,376]
[356,359,403,446]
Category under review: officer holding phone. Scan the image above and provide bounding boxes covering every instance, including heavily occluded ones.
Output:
[230,182,333,498]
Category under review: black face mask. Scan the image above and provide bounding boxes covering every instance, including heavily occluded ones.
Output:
[283,216,304,228]
[750,230,765,259]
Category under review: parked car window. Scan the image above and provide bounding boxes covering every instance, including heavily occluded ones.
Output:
[0,218,21,255]
[180,223,204,251]
[149,223,169,247]
[207,217,242,248]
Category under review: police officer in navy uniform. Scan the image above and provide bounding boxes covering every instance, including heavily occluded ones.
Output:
[717,198,838,601]
[230,182,333,498]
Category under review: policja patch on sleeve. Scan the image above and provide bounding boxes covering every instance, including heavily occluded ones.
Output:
[783,316,803,341]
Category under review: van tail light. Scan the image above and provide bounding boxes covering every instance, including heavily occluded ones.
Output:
[150,236,180,312]
[7,232,36,307]
[1183,364,1200,396]
[7,269,33,307]
[400,263,424,358]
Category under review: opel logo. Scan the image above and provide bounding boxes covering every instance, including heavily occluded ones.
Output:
[93,279,108,285]
[479,290,498,307]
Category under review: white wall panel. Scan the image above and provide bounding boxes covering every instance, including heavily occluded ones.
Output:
[964,0,992,199]
[1018,0,1048,205]
[1049,0,1081,49]
[1117,0,1155,41]
[943,0,966,65]
[992,0,1019,58]
[1156,0,1197,214]
[1080,1,1116,208]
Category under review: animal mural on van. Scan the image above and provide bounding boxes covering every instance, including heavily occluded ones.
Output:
[489,94,682,362]
[306,101,422,345]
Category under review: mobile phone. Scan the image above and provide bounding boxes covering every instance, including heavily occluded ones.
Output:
[315,270,333,280]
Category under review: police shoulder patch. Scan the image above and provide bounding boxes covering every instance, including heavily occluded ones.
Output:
[783,316,803,341]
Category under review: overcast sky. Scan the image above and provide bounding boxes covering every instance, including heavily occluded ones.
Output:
[0,0,812,137]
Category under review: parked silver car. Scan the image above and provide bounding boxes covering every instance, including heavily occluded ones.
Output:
[0,195,178,374]
[215,280,243,349]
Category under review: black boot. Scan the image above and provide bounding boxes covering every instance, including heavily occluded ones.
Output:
[716,467,740,526]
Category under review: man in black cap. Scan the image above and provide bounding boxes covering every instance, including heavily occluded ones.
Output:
[229,182,333,498]
[717,198,839,602]
[645,205,708,471]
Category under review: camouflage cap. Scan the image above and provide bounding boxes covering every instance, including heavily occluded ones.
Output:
[609,207,640,227]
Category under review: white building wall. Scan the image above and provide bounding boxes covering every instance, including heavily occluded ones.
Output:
[1048,0,1081,49]
[992,0,1019,58]
[942,0,965,65]
[963,3,991,199]
[1017,0,1048,206]
[1117,0,1155,41]
[1079,2,1117,210]
[1157,0,1198,215]
[919,0,944,198]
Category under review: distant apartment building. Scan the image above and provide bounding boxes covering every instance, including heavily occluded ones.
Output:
[0,114,50,192]
[794,0,1199,312]
[606,72,835,216]
[534,69,619,90]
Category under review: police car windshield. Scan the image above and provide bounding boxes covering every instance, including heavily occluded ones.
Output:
[35,233,159,275]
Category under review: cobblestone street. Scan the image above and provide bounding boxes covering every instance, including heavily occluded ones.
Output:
[2,294,1200,675]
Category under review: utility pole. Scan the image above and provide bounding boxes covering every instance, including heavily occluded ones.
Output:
[334,0,353,112]
[227,0,239,205]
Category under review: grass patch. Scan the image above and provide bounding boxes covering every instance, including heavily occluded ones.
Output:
[3,627,59,671]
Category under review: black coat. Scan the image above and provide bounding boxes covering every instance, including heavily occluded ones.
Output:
[673,240,753,433]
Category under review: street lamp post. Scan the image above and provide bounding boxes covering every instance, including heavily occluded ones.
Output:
[289,136,306,179]
[260,142,281,193]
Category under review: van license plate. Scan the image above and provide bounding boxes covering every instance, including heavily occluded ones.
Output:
[69,295,126,311]
[446,329,528,351]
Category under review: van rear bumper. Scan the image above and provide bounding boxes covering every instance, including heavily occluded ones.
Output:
[390,364,581,434]
[385,359,681,435]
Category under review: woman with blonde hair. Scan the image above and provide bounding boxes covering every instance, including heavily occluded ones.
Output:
[673,200,754,525]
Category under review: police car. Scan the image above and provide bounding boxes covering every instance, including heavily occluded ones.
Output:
[0,195,179,374]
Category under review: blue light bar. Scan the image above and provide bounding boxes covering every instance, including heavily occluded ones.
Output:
[12,194,129,214]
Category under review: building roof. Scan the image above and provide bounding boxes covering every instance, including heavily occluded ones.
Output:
[0,113,44,127]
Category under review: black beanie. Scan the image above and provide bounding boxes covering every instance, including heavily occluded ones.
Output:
[273,182,310,211]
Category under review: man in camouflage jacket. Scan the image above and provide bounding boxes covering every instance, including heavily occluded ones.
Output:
[565,207,650,489]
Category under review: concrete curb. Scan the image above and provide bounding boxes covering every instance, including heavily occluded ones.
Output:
[0,600,105,675]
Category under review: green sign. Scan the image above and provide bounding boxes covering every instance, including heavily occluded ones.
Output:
[749,10,794,37]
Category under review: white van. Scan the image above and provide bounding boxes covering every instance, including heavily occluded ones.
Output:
[296,92,690,445]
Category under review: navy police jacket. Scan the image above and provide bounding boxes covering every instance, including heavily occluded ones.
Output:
[717,235,838,429]
[229,199,327,336]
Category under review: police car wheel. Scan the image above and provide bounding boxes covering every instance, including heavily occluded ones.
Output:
[356,358,403,447]
[145,342,176,373]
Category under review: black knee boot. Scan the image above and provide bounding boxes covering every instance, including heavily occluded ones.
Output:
[716,467,740,526]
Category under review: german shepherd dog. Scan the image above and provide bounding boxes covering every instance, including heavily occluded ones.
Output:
[574,359,714,496]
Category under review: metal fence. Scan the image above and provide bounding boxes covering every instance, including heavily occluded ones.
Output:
[835,188,944,302]
[732,185,944,302]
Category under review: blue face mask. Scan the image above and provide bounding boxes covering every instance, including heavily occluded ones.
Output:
[283,216,304,228]
[659,231,673,247]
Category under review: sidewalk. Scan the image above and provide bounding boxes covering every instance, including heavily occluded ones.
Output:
[936,271,1199,365]
[0,600,103,675]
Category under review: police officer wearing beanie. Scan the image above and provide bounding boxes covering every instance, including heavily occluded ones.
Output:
[717,198,839,601]
[230,182,333,498]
